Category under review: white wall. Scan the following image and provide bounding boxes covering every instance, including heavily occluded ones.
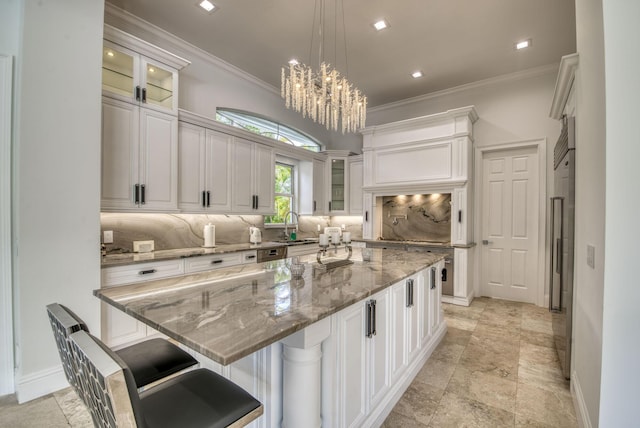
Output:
[103,5,363,154]
[600,1,640,425]
[571,0,606,425]
[12,0,104,402]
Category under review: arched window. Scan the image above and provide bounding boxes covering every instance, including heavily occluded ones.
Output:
[216,108,322,152]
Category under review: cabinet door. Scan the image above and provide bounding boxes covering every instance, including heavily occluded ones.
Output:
[349,159,363,215]
[102,303,146,348]
[421,267,432,346]
[101,98,139,210]
[254,144,275,214]
[178,122,207,211]
[140,56,178,113]
[102,41,140,105]
[407,275,421,364]
[336,302,367,428]
[139,108,178,210]
[205,130,232,212]
[231,138,255,212]
[451,186,469,245]
[313,159,326,215]
[367,290,390,412]
[429,263,443,334]
[390,281,408,383]
[362,193,373,239]
[328,158,348,214]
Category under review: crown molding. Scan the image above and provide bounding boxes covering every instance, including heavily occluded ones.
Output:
[361,106,478,136]
[369,63,559,114]
[549,53,579,120]
[104,3,280,97]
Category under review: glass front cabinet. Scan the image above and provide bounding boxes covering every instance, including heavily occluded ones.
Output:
[325,151,352,215]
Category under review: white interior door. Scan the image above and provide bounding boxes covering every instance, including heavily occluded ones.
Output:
[480,146,540,303]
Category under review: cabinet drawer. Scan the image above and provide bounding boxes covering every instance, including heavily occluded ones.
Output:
[241,250,258,264]
[286,243,317,257]
[184,252,244,273]
[102,260,184,287]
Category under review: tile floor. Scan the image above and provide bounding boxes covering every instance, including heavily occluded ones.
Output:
[0,298,577,427]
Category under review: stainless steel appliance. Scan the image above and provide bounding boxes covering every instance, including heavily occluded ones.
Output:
[366,240,454,296]
[549,116,575,380]
[257,246,287,262]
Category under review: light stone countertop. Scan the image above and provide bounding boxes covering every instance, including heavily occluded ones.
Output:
[95,248,445,365]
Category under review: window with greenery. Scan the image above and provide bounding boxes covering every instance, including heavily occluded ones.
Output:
[264,163,295,225]
[216,108,322,152]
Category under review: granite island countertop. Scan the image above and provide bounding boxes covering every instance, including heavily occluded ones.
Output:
[95,248,445,365]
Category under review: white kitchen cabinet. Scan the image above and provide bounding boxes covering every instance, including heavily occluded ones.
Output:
[231,138,275,214]
[326,151,351,215]
[184,252,244,273]
[285,243,318,258]
[313,158,327,215]
[349,156,363,215]
[102,26,189,115]
[362,193,374,240]
[429,261,444,335]
[101,259,184,347]
[334,288,390,428]
[390,273,421,382]
[451,185,473,245]
[178,123,231,212]
[101,97,179,211]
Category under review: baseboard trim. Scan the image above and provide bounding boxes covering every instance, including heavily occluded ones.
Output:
[571,370,593,428]
[441,294,473,307]
[15,365,69,404]
[366,320,448,426]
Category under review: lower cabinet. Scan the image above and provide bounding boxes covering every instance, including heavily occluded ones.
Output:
[330,263,445,427]
[334,288,390,428]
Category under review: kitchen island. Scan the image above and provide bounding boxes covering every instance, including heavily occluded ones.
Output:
[95,247,447,427]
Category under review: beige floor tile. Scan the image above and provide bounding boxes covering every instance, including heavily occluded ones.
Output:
[428,391,515,428]
[0,395,70,428]
[414,357,457,390]
[391,381,445,425]
[53,387,92,427]
[520,317,553,335]
[443,303,484,320]
[441,326,473,347]
[518,342,570,396]
[516,382,577,427]
[382,410,429,428]
[446,366,518,413]
[520,329,555,349]
[458,342,520,381]
[472,323,521,345]
[429,341,466,364]
[515,414,561,427]
[444,315,478,331]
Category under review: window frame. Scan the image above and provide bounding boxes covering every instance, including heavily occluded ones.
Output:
[264,159,298,228]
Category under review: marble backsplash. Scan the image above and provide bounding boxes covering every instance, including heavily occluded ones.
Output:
[100,213,363,252]
[380,194,451,242]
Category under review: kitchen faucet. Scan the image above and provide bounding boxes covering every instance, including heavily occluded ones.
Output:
[283,211,299,240]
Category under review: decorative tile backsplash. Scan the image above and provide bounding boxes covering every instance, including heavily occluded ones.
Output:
[100,213,363,252]
[381,194,451,242]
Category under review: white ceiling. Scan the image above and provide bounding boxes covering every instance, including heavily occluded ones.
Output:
[106,0,576,107]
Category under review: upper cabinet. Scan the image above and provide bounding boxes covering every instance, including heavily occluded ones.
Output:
[349,155,364,216]
[102,26,189,115]
[325,150,353,215]
[101,26,190,212]
[231,138,275,214]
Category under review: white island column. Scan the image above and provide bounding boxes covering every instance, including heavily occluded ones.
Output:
[280,317,331,428]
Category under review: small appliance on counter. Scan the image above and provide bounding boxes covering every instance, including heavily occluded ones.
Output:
[203,223,216,248]
[249,226,262,244]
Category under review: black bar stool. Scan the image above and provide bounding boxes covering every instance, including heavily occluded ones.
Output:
[69,330,263,428]
[46,303,198,394]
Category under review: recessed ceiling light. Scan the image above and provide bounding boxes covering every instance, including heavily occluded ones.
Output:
[515,39,532,50]
[198,0,216,13]
[106,51,114,57]
[411,71,423,79]
[288,59,299,66]
[373,19,389,31]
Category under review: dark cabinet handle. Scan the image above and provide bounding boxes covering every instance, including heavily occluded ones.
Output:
[202,191,206,208]
[458,210,462,223]
[430,267,437,289]
[245,255,256,260]
[134,184,140,204]
[313,200,316,212]
[140,184,146,204]
[211,259,224,265]
[442,268,447,282]
[365,211,369,222]
[366,301,372,338]
[255,195,258,209]
[141,87,147,103]
[406,279,414,307]
[138,269,156,275]
[329,201,332,211]
[371,300,377,336]
[135,86,141,101]
[207,191,211,207]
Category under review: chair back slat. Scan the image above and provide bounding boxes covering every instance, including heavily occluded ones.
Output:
[69,330,141,428]
[46,303,85,400]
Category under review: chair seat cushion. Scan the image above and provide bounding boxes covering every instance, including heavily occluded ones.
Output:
[140,368,261,428]
[116,338,197,388]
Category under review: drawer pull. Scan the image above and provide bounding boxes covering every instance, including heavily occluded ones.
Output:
[245,255,256,260]
[138,269,157,275]
[211,260,224,265]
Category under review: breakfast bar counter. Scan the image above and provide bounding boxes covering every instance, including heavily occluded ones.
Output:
[95,248,447,427]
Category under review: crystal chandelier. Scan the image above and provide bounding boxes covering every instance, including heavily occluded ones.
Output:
[280,1,367,133]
